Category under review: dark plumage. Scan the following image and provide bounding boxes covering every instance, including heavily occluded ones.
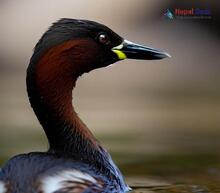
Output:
[0,18,170,193]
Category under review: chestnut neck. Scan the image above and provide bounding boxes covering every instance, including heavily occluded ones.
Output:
[27,40,96,151]
[27,40,112,167]
[26,39,126,189]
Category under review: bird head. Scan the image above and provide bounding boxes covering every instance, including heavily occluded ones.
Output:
[32,18,170,76]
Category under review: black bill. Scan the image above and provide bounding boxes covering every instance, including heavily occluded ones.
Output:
[112,40,171,60]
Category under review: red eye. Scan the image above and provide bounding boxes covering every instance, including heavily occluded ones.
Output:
[98,33,110,45]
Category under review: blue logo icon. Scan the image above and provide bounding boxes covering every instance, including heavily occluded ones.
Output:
[164,9,174,19]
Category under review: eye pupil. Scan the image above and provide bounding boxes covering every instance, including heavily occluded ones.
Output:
[99,34,110,45]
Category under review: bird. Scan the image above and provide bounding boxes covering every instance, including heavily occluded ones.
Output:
[0,18,170,193]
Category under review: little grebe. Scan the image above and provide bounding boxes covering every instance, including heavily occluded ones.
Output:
[0,19,170,193]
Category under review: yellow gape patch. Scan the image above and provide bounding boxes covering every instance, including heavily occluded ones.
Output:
[112,50,127,60]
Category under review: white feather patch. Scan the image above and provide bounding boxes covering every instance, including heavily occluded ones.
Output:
[41,169,101,193]
[0,181,6,193]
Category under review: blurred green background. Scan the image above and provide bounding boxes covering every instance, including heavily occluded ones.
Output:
[0,0,220,192]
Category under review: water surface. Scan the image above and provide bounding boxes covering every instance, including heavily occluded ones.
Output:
[1,133,220,193]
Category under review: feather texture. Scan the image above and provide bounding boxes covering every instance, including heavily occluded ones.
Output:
[40,169,103,193]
